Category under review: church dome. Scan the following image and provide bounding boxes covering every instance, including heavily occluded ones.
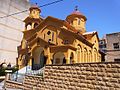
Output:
[66,6,87,22]
[29,3,41,12]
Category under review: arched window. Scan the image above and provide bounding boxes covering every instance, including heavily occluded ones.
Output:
[26,23,32,30]
[78,19,80,25]
[84,48,87,63]
[89,50,92,62]
[34,23,38,28]
[53,52,65,65]
[63,57,66,64]
[94,48,97,62]
[70,52,74,64]
[77,45,82,63]
[52,32,54,41]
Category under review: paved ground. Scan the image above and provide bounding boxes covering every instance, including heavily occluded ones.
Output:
[0,80,4,90]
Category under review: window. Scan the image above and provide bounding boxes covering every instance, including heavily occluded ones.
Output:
[63,57,66,64]
[114,59,120,62]
[47,31,51,35]
[78,19,80,25]
[44,34,45,39]
[113,43,119,49]
[34,23,38,28]
[63,40,69,44]
[26,23,32,30]
[52,32,54,41]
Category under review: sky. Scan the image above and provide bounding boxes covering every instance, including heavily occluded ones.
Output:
[30,0,120,38]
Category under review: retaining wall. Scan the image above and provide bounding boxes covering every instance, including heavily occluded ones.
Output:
[6,62,120,90]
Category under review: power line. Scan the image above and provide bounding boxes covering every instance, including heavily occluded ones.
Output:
[0,0,63,19]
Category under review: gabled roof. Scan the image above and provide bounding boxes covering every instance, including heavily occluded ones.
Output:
[23,15,93,48]
[83,31,97,35]
[61,28,93,47]
[83,31,99,41]
[33,16,93,47]
[23,16,43,22]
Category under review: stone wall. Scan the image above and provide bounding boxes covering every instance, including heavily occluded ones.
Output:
[5,80,23,89]
[6,62,120,90]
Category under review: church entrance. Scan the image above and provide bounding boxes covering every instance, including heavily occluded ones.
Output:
[32,47,47,70]
[53,52,66,65]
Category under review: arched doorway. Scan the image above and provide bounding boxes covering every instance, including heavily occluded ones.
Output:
[32,47,47,70]
[53,52,65,65]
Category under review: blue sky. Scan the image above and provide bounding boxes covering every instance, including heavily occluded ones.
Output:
[30,0,120,38]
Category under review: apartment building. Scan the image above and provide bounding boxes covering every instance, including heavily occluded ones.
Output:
[0,0,30,65]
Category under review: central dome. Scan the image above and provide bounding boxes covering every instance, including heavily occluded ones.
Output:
[66,7,87,22]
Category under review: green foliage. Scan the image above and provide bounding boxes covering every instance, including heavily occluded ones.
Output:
[0,66,18,76]
[0,67,6,76]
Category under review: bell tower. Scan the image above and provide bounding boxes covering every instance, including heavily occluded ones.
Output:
[29,3,41,18]
[66,6,87,34]
[24,4,42,31]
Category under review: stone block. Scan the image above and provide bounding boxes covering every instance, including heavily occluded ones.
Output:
[91,72,97,76]
[86,76,95,80]
[98,64,106,68]
[102,77,110,82]
[75,67,80,70]
[106,68,118,73]
[97,72,105,76]
[82,71,91,75]
[83,64,90,67]
[101,86,109,90]
[78,75,86,79]
[106,64,111,68]
[112,73,120,78]
[94,85,102,90]
[68,86,76,89]
[77,71,82,75]
[110,78,118,83]
[106,82,113,87]
[111,64,120,68]
[106,73,113,77]
[94,68,101,72]
[96,77,102,81]
[80,67,87,71]
[77,83,87,88]
[90,64,98,67]
[87,84,94,89]
[98,81,106,86]
[86,67,94,71]
[109,87,116,90]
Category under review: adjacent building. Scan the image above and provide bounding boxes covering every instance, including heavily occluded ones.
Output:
[105,32,120,62]
[0,0,30,65]
[17,5,102,69]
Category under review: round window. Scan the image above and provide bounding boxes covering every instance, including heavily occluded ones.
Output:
[47,31,51,35]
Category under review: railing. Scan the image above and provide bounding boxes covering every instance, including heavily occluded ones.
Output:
[9,67,45,83]
[26,67,44,76]
[10,73,25,83]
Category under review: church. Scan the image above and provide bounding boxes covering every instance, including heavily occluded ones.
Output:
[17,5,101,69]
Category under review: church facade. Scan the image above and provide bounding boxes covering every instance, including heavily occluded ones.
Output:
[17,5,101,69]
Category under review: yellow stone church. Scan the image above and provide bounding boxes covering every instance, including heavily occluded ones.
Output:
[17,5,102,69]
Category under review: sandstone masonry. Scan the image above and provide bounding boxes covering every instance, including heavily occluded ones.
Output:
[6,62,120,90]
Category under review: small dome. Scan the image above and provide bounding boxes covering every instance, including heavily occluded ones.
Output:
[29,3,41,12]
[66,6,87,21]
[71,10,83,16]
